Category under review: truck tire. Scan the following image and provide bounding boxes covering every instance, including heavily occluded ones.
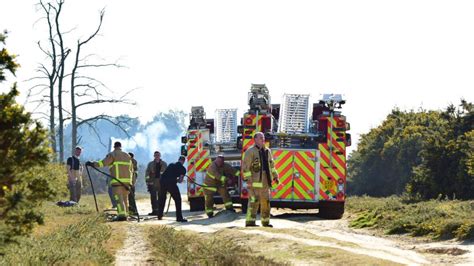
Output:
[318,201,344,219]
[189,197,205,212]
[241,199,248,214]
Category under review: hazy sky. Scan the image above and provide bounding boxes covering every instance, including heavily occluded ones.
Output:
[1,0,473,153]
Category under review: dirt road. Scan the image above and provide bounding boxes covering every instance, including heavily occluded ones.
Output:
[116,197,474,265]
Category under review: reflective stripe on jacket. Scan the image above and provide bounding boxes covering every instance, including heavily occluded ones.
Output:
[242,145,278,189]
[204,161,239,191]
[94,148,133,185]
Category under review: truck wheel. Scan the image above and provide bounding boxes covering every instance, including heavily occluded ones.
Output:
[189,197,205,212]
[241,199,248,214]
[318,201,344,219]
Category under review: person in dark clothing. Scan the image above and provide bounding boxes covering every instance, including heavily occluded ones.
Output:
[145,151,167,215]
[66,146,83,203]
[128,152,138,215]
[157,156,187,222]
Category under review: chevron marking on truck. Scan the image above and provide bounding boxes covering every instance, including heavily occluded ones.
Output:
[271,150,293,199]
[293,151,316,200]
[195,150,211,172]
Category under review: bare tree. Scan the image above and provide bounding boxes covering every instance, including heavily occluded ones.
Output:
[29,0,135,161]
[34,1,60,158]
[52,0,69,162]
[69,8,135,152]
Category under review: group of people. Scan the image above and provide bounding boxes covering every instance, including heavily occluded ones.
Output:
[66,131,279,227]
[201,132,279,227]
[66,142,188,222]
[144,150,188,222]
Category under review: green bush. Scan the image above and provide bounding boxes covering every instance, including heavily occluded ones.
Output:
[455,222,474,240]
[348,102,474,200]
[1,33,65,250]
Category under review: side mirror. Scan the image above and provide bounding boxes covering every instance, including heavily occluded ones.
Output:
[345,122,351,131]
[237,125,243,134]
[180,145,188,156]
[345,133,352,147]
[181,136,187,144]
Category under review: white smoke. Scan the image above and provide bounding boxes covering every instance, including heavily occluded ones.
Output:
[113,120,184,164]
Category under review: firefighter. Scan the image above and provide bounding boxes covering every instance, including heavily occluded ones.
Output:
[242,132,279,227]
[128,152,138,215]
[203,155,239,218]
[145,151,168,215]
[157,156,188,222]
[86,141,133,222]
[66,146,83,203]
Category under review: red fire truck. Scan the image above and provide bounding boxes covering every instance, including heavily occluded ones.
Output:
[182,84,351,218]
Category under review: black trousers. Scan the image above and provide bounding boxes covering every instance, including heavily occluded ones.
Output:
[158,182,183,220]
[149,179,161,213]
[128,185,137,214]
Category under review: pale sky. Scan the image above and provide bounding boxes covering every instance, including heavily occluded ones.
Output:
[1,0,473,154]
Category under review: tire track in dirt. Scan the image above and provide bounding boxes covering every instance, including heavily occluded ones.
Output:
[119,197,474,265]
[242,229,428,265]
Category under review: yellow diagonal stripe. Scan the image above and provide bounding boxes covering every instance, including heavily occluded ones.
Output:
[294,155,313,180]
[274,181,292,199]
[293,182,311,200]
[276,152,292,172]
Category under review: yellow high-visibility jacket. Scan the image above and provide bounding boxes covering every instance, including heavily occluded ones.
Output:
[94,148,132,186]
[242,145,279,189]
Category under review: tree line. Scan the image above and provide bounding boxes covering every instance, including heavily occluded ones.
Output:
[348,101,474,200]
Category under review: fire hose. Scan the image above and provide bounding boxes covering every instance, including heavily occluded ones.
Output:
[185,175,225,188]
[85,164,141,222]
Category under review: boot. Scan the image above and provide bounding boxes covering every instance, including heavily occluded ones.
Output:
[112,216,127,222]
[245,221,258,227]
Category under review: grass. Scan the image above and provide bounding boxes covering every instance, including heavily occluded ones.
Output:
[147,226,285,265]
[1,194,126,265]
[346,196,474,241]
[146,226,399,265]
[220,229,400,265]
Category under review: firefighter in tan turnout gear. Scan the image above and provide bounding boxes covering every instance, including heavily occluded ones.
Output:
[145,151,168,215]
[203,155,239,218]
[242,132,279,227]
[87,141,133,222]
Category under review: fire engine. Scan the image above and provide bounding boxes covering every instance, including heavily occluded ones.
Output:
[181,84,351,218]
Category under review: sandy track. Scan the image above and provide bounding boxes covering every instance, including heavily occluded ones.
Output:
[115,223,154,266]
[116,197,473,265]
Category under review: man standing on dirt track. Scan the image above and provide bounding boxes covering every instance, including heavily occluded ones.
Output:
[66,146,83,203]
[203,155,239,218]
[242,132,279,227]
[145,151,167,215]
[157,156,188,222]
[86,141,133,222]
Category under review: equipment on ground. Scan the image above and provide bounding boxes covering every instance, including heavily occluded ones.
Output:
[85,164,142,222]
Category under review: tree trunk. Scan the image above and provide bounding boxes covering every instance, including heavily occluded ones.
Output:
[56,1,65,162]
[71,44,80,153]
[49,79,56,159]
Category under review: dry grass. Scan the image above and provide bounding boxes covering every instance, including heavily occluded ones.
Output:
[146,226,399,265]
[346,196,474,241]
[1,194,126,265]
